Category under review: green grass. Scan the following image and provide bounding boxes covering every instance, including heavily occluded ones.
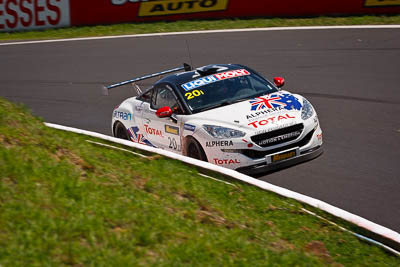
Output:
[0,15,399,41]
[0,97,399,266]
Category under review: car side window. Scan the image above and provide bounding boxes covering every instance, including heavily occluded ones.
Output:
[151,86,181,113]
[137,88,153,103]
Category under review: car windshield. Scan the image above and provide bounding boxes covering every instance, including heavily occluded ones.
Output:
[177,69,278,113]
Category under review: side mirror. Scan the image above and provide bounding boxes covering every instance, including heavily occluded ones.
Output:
[273,77,285,88]
[156,106,173,118]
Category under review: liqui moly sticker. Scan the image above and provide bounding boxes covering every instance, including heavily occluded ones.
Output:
[182,69,250,91]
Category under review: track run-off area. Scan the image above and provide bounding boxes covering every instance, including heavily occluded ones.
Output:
[1,26,399,234]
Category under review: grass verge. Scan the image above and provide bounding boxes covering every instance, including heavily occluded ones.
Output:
[0,15,399,41]
[0,97,399,266]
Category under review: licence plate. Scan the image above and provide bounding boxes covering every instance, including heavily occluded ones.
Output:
[271,149,297,163]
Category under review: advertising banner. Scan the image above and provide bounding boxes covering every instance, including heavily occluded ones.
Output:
[69,0,400,26]
[0,0,70,32]
[1,0,399,32]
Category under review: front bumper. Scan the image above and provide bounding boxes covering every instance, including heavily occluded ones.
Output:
[235,145,323,175]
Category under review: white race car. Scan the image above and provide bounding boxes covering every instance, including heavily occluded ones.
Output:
[104,64,323,175]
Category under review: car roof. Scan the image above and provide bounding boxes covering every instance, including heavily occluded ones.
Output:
[156,64,246,86]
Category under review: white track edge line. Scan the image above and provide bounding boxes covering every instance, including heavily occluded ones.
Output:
[44,122,400,250]
[301,208,400,256]
[198,173,236,187]
[86,140,148,158]
[2,25,400,46]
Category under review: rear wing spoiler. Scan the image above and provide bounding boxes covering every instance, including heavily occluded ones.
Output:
[101,63,192,96]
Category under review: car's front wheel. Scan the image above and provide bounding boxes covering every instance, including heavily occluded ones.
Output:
[186,137,207,162]
[114,122,129,140]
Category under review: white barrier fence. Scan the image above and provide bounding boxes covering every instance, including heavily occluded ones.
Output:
[45,122,400,255]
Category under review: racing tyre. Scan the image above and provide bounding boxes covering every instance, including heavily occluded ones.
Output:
[186,137,207,162]
[114,122,129,140]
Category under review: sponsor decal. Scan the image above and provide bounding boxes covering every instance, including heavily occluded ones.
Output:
[145,124,164,137]
[246,107,285,121]
[257,131,301,146]
[182,69,250,91]
[213,158,240,165]
[185,89,205,100]
[249,93,302,112]
[206,140,233,147]
[0,0,70,32]
[165,125,179,135]
[364,0,400,7]
[254,122,296,135]
[272,150,297,163]
[138,0,229,17]
[184,123,196,131]
[248,114,296,129]
[113,110,132,120]
[317,133,323,141]
[128,126,154,147]
[168,137,180,150]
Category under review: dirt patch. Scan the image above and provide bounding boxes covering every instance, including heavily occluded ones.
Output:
[269,239,296,252]
[304,241,344,266]
[147,155,162,160]
[197,208,227,226]
[133,176,148,190]
[0,134,14,148]
[54,147,94,174]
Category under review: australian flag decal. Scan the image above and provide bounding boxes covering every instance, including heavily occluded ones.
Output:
[249,93,302,111]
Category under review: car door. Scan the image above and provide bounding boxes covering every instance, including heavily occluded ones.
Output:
[126,88,155,146]
[141,84,183,152]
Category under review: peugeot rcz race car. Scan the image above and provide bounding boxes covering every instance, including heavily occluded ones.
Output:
[103,63,323,175]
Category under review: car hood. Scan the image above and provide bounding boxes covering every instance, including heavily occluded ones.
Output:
[188,91,304,131]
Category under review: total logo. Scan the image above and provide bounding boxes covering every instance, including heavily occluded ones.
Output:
[182,69,250,91]
[144,124,163,137]
[213,158,240,165]
[248,114,295,129]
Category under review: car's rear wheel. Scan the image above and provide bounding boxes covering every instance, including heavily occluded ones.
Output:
[186,137,207,162]
[114,122,129,140]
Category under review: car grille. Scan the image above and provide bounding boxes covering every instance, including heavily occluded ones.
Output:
[242,128,315,159]
[250,123,304,148]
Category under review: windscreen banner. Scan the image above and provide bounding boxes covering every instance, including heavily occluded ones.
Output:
[0,0,70,32]
[1,0,399,32]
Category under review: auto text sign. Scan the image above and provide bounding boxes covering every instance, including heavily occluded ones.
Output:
[138,0,229,17]
[364,0,400,6]
[0,0,70,32]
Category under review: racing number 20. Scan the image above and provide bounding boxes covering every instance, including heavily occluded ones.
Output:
[168,137,178,150]
[185,90,204,100]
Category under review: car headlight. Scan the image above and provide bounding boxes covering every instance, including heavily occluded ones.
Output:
[202,125,246,139]
[301,98,314,120]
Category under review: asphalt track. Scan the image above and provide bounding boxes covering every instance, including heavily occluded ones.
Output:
[1,28,399,233]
